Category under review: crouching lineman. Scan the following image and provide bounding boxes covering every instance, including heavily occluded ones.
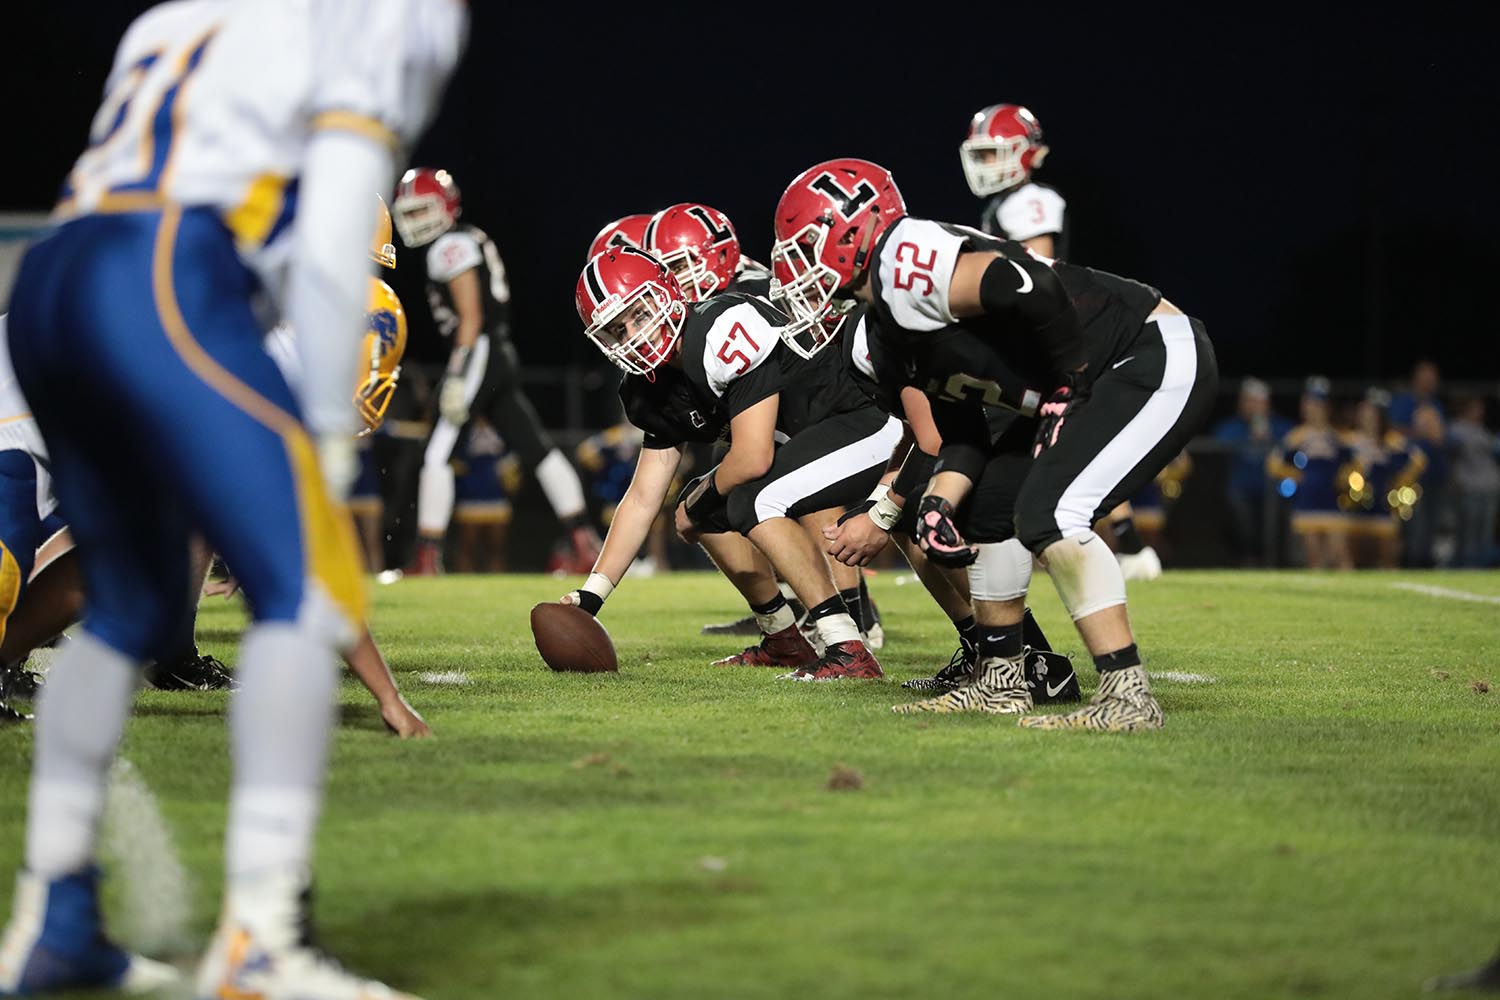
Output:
[771,158,1217,729]
[0,0,464,996]
[561,246,901,680]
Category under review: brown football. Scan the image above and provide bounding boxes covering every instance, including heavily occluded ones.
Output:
[529,603,619,673]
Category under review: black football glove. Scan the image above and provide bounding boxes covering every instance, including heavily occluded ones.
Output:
[914,495,978,567]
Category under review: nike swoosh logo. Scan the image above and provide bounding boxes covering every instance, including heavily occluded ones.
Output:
[1008,260,1033,294]
[1045,673,1076,697]
[1112,356,1134,369]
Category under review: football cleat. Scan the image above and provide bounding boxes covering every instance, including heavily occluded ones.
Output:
[0,700,30,724]
[780,640,883,682]
[1117,545,1163,582]
[711,625,817,668]
[0,868,178,995]
[551,525,604,576]
[1424,947,1500,992]
[405,540,444,577]
[145,651,237,692]
[894,652,1032,714]
[1019,665,1164,732]
[700,614,761,637]
[1026,647,1081,704]
[0,661,42,702]
[196,873,421,1000]
[901,645,975,693]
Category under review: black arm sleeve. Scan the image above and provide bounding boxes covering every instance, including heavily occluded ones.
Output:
[892,444,939,499]
[979,254,1086,374]
[928,399,991,482]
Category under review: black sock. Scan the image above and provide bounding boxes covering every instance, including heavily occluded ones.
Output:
[1021,606,1052,653]
[1093,644,1141,673]
[750,594,787,616]
[807,595,849,622]
[954,615,978,658]
[838,587,864,633]
[979,623,1024,661]
[1111,517,1145,555]
[856,574,878,630]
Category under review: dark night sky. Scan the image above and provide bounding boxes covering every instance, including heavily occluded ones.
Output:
[5,4,1498,388]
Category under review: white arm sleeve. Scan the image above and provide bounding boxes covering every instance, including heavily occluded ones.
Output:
[285,130,394,435]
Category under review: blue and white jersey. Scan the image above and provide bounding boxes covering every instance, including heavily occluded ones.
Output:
[56,0,467,290]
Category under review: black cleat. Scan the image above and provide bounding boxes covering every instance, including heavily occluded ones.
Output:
[902,646,976,692]
[700,614,761,637]
[1,699,31,723]
[1425,947,1500,992]
[1025,647,1081,704]
[145,652,238,691]
[0,660,43,701]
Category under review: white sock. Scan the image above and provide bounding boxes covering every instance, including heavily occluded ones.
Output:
[813,612,861,648]
[416,460,456,535]
[535,449,587,520]
[26,632,138,878]
[226,622,337,882]
[755,602,796,635]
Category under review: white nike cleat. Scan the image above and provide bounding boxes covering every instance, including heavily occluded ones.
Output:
[1117,546,1162,581]
[195,869,421,1000]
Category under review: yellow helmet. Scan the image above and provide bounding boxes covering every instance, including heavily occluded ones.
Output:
[371,194,397,270]
[356,277,406,432]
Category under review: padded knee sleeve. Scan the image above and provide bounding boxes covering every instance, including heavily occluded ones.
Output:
[967,538,1033,602]
[1041,532,1127,621]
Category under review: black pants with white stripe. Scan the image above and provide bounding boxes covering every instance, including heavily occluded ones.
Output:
[1015,313,1218,552]
[423,329,556,471]
[689,408,904,536]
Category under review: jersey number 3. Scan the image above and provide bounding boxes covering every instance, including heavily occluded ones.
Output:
[716,322,760,375]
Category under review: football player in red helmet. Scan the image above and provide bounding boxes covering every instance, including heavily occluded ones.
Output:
[394,167,602,577]
[643,203,743,301]
[587,213,654,259]
[961,103,1067,260]
[560,246,903,681]
[774,157,1218,729]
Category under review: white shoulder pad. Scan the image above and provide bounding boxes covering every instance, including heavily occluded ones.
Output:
[875,217,966,333]
[702,301,779,398]
[309,0,467,149]
[850,312,877,382]
[426,231,484,283]
[997,184,1067,243]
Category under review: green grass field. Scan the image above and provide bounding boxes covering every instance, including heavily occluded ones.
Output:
[3,569,1498,999]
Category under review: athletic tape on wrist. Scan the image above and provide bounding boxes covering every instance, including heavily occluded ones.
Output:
[582,572,614,602]
[868,493,903,532]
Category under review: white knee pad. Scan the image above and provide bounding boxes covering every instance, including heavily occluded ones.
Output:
[967,538,1033,602]
[1041,532,1127,620]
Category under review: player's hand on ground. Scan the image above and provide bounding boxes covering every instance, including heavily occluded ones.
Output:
[560,589,603,615]
[673,501,701,544]
[824,511,890,567]
[438,375,470,426]
[381,696,432,739]
[914,495,978,567]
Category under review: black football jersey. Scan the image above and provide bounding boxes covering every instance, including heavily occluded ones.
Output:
[422,224,512,340]
[867,217,1161,389]
[723,258,773,298]
[979,180,1070,259]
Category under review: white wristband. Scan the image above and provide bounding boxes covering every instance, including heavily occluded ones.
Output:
[582,572,615,602]
[868,493,904,532]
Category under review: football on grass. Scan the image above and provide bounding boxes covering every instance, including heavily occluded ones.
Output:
[529,603,618,673]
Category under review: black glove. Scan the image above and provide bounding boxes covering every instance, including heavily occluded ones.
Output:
[914,495,978,567]
[1032,372,1089,459]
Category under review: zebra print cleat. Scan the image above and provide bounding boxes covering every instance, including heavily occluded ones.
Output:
[893,654,1031,715]
[1019,665,1164,731]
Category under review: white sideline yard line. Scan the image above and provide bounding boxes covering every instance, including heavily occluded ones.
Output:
[101,758,193,956]
[418,670,471,686]
[1149,671,1216,685]
[1390,582,1500,605]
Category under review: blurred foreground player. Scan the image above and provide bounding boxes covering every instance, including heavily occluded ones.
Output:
[0,2,464,997]
[394,166,601,574]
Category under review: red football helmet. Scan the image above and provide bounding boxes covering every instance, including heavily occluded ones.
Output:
[392,167,461,247]
[770,158,905,357]
[575,246,688,375]
[960,104,1048,198]
[644,203,741,302]
[587,213,653,260]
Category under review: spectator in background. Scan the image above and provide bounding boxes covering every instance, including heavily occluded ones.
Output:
[1268,376,1356,569]
[1404,403,1449,567]
[1447,395,1500,567]
[1348,388,1425,568]
[1215,377,1292,565]
[1388,359,1444,434]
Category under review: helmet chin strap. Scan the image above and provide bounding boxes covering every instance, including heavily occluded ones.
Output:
[845,205,881,291]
